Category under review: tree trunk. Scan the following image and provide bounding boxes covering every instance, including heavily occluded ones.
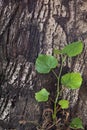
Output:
[0,0,87,129]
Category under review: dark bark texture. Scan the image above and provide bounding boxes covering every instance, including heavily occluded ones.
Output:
[0,0,87,129]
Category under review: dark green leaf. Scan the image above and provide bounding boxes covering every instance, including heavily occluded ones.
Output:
[61,73,82,89]
[62,41,83,57]
[70,117,84,129]
[58,99,69,109]
[35,54,58,74]
[35,88,50,102]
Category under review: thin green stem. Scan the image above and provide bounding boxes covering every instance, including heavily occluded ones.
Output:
[52,55,66,122]
[52,70,58,80]
[55,55,64,103]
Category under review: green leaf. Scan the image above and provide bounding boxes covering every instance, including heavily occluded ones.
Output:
[70,117,84,129]
[62,41,83,57]
[35,54,58,74]
[35,88,50,102]
[58,99,69,109]
[61,73,82,89]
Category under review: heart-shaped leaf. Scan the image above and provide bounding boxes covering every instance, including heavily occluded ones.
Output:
[62,41,83,57]
[35,88,50,102]
[35,54,58,74]
[70,117,84,129]
[58,99,69,109]
[61,73,82,89]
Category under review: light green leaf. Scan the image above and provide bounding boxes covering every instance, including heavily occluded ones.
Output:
[35,54,58,74]
[61,73,82,89]
[62,41,83,57]
[35,88,50,102]
[70,117,84,129]
[58,99,69,109]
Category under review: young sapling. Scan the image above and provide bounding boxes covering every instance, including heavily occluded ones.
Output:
[35,41,84,129]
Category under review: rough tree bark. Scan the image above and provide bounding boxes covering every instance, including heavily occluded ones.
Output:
[0,0,87,130]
